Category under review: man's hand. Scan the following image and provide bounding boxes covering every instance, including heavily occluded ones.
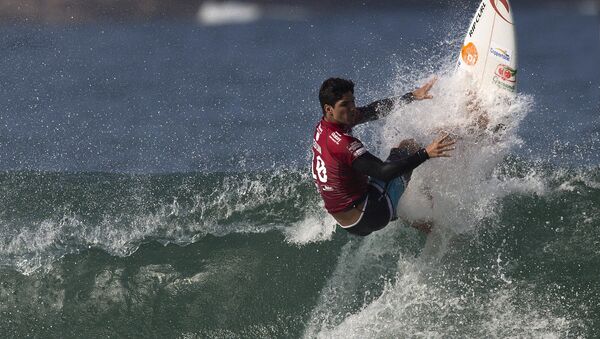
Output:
[425,133,456,158]
[412,77,437,100]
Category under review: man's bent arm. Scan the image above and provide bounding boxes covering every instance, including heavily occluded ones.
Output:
[352,149,428,182]
[354,92,415,125]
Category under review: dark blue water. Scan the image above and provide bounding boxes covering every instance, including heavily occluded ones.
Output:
[0,3,599,338]
[3,5,595,173]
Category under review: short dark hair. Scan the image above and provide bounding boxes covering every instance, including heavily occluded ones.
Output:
[319,77,354,114]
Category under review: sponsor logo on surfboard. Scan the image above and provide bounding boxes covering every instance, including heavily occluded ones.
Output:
[495,64,516,82]
[490,43,511,62]
[493,77,516,92]
[490,0,513,24]
[493,64,517,91]
[469,2,486,37]
[461,42,479,66]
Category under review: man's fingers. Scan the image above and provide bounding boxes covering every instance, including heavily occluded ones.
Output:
[439,145,455,151]
[412,77,437,100]
[417,77,437,96]
[427,131,458,158]
[437,144,455,154]
[436,146,455,153]
[438,134,457,146]
[436,132,450,143]
[425,77,437,90]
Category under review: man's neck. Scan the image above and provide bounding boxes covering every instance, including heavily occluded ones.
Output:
[323,115,345,126]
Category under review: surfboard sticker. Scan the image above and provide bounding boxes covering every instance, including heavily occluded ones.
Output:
[468,1,487,38]
[489,42,512,63]
[490,0,513,24]
[461,42,479,66]
[493,64,517,92]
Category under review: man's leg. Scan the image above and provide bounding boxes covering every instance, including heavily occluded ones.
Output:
[389,139,434,234]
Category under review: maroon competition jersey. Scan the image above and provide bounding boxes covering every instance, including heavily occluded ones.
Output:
[311,118,369,213]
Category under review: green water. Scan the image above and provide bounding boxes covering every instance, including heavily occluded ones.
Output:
[1,165,599,337]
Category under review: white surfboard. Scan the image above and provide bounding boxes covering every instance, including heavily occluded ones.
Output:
[457,0,518,95]
[398,0,519,228]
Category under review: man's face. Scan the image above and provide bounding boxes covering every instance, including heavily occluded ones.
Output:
[325,91,356,125]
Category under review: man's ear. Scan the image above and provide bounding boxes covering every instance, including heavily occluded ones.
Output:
[324,104,333,116]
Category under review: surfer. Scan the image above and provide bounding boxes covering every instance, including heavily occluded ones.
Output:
[311,77,455,236]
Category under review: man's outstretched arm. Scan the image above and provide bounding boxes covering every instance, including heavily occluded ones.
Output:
[352,77,437,126]
[352,133,455,182]
[352,149,429,182]
[354,93,416,124]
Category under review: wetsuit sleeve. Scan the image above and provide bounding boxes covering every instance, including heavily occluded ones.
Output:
[351,148,429,182]
[353,92,415,125]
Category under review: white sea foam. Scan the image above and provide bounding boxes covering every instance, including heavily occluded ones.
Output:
[304,223,579,338]
[308,256,575,338]
[284,211,336,244]
[360,66,542,242]
[0,170,315,274]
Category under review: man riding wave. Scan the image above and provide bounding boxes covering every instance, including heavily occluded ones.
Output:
[311,77,455,236]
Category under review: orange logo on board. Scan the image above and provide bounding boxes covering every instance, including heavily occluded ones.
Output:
[461,42,478,66]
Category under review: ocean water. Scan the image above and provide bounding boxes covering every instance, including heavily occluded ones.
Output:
[1,3,599,338]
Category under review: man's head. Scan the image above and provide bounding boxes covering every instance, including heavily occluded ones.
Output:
[319,77,357,125]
